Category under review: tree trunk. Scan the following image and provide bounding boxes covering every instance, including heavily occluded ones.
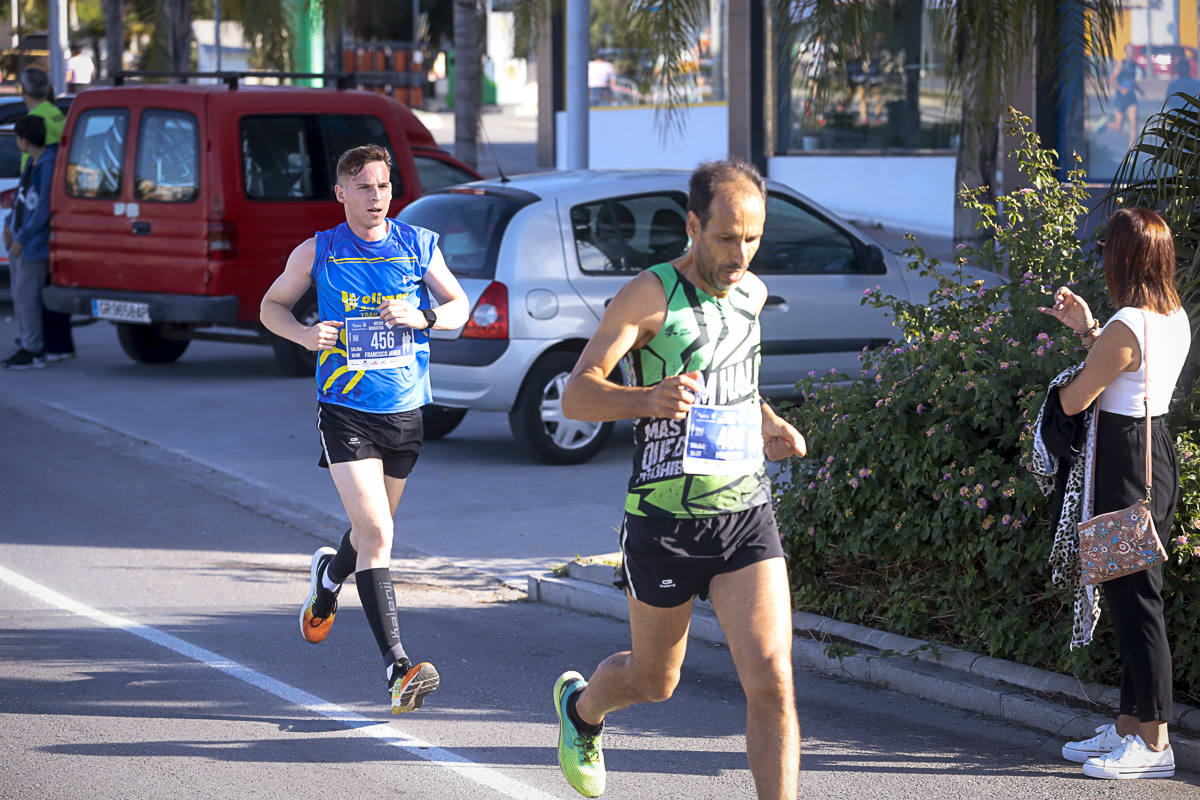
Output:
[952,96,999,252]
[103,0,124,79]
[453,0,480,169]
[163,0,192,72]
[899,0,922,148]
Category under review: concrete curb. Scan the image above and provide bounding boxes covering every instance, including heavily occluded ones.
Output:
[529,565,1200,773]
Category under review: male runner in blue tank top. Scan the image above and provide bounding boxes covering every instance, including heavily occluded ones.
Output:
[260,144,469,714]
[554,158,806,798]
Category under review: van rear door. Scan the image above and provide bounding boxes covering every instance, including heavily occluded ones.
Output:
[53,90,209,296]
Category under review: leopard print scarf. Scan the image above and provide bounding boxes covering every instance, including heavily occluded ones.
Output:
[1029,364,1102,649]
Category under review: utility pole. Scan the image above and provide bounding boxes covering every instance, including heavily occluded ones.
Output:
[48,0,67,96]
[565,0,587,168]
[214,0,222,71]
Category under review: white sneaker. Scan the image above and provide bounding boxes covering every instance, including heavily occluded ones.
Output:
[1062,723,1123,763]
[1082,734,1174,779]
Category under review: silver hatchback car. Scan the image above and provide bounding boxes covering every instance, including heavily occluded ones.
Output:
[400,169,979,464]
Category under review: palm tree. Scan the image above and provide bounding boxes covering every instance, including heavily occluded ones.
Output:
[454,0,483,169]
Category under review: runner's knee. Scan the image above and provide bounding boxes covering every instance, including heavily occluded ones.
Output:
[632,666,682,703]
[350,519,394,555]
[739,654,794,706]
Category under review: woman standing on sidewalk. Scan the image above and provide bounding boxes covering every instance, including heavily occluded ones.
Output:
[1038,207,1189,780]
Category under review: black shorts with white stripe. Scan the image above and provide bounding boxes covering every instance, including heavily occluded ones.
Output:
[316,401,423,479]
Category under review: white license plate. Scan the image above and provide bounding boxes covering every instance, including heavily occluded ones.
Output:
[91,298,151,324]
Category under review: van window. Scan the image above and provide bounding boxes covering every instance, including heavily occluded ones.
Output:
[135,110,199,202]
[571,193,689,275]
[414,154,476,193]
[66,108,129,198]
[319,115,403,195]
[241,116,317,200]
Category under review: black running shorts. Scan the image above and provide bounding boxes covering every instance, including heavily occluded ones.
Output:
[617,503,784,608]
[316,402,423,479]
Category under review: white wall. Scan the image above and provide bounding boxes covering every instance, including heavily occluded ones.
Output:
[767,154,956,237]
[556,104,730,171]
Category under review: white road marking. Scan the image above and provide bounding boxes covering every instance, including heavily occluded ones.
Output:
[0,563,562,800]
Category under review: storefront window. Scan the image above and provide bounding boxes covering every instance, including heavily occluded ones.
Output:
[776,1,960,153]
[1082,3,1199,182]
[588,0,727,106]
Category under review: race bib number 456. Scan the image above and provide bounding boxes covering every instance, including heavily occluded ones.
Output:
[681,403,763,475]
[345,316,414,370]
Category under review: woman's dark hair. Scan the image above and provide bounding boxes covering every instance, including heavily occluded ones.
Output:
[1102,207,1181,314]
[335,144,392,184]
[688,157,766,228]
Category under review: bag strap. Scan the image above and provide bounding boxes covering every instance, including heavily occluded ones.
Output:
[1142,310,1152,500]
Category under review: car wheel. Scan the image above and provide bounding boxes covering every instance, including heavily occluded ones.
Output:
[115,323,190,364]
[271,288,319,377]
[509,351,612,465]
[422,404,468,440]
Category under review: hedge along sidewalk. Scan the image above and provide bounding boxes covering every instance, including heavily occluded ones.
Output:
[529,554,1200,773]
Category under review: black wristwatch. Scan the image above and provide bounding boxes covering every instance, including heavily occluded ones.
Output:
[421,308,438,329]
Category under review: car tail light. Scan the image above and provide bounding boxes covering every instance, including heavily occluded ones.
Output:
[207,221,237,259]
[462,281,508,339]
[0,187,16,209]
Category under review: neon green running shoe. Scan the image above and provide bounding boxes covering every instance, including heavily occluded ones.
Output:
[554,670,605,797]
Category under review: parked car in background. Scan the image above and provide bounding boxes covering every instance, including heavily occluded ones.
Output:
[1131,44,1199,79]
[42,80,480,374]
[399,169,1003,464]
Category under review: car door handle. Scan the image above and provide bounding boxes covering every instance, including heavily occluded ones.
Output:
[131,221,151,236]
[764,295,788,311]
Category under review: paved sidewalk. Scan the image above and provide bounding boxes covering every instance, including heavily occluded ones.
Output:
[529,555,1200,774]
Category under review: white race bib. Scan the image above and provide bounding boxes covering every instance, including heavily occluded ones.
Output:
[681,403,763,475]
[344,316,414,370]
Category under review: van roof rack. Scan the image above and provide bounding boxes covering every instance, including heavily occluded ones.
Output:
[111,71,355,90]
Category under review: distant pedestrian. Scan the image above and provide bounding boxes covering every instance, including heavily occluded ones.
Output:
[1038,208,1188,780]
[1164,57,1200,113]
[1107,44,1141,149]
[3,114,67,369]
[260,144,470,714]
[65,43,94,93]
[16,68,64,171]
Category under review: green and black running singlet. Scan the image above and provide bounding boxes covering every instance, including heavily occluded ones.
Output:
[624,262,772,518]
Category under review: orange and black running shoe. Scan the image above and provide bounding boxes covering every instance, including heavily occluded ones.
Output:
[299,547,340,644]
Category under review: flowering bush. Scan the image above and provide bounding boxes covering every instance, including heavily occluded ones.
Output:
[774,110,1199,701]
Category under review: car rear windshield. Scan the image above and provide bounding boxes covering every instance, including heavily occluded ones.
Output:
[397,189,533,280]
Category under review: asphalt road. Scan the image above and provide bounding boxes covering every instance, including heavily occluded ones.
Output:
[2,312,1199,797]
[5,400,1200,799]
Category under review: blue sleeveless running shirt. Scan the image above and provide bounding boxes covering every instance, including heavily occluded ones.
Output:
[310,219,439,414]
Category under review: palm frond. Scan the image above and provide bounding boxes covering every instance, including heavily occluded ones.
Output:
[624,0,707,135]
[1107,95,1200,329]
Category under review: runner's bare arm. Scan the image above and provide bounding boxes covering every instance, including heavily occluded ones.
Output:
[260,238,344,352]
[377,248,469,330]
[761,401,806,461]
[563,272,703,422]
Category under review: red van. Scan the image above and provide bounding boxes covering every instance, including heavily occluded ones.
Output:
[43,82,480,374]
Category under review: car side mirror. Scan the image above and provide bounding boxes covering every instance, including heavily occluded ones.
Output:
[863,243,885,272]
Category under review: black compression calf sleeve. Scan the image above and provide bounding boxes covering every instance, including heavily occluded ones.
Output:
[356,567,409,667]
[326,528,357,584]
